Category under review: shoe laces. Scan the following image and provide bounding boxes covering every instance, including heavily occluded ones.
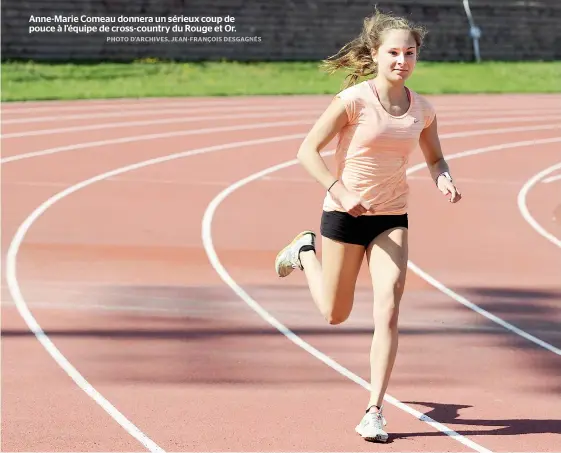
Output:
[367,410,385,429]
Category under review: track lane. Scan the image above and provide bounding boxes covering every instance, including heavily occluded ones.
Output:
[206,134,561,451]
[2,95,560,451]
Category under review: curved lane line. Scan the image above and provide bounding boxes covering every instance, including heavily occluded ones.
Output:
[517,162,561,248]
[6,132,560,450]
[5,134,305,452]
[3,123,559,165]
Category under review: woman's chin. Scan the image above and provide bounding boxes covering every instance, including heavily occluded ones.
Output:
[393,70,410,80]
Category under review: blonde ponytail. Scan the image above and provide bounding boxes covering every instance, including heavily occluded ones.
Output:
[321,8,427,89]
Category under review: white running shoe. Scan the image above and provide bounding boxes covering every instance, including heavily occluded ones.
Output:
[355,408,388,443]
[274,231,316,277]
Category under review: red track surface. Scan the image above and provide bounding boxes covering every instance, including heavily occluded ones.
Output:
[1,94,560,452]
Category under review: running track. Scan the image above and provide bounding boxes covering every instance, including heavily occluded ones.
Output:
[1,94,560,452]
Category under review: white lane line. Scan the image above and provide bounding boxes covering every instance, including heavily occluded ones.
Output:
[2,109,319,139]
[202,170,495,452]
[542,173,561,184]
[1,178,233,188]
[0,99,324,115]
[2,97,559,115]
[200,136,561,450]
[0,174,540,189]
[5,133,306,452]
[401,175,525,185]
[264,175,522,186]
[1,103,321,125]
[6,129,559,450]
[7,135,492,453]
[3,110,560,135]
[437,123,560,139]
[0,120,309,164]
[439,115,561,126]
[1,98,260,113]
[3,123,559,165]
[517,162,561,248]
[406,140,561,357]
[4,109,559,138]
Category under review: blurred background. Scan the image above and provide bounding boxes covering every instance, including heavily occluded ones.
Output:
[1,0,560,100]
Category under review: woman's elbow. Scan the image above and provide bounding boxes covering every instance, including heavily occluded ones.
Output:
[297,140,318,160]
[296,144,309,162]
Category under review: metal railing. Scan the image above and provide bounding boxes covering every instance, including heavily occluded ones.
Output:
[462,0,482,62]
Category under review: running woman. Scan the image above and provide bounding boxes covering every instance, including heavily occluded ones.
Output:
[274,9,462,443]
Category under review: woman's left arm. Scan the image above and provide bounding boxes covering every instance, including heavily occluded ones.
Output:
[419,115,462,204]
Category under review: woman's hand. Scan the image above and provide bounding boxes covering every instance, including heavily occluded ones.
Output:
[330,182,371,217]
[437,173,462,203]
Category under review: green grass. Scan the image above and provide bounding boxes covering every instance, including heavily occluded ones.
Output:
[2,60,560,101]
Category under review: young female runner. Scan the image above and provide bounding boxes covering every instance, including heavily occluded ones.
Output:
[274,9,462,443]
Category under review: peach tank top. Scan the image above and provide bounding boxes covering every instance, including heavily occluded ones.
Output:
[323,79,436,215]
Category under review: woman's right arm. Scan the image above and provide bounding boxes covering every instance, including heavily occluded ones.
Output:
[296,97,370,217]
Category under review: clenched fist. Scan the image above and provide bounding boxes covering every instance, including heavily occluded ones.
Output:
[338,190,371,217]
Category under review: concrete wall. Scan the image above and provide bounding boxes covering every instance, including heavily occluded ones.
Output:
[2,0,560,62]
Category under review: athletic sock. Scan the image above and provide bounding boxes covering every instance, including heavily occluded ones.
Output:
[366,405,381,413]
[299,245,315,254]
[297,245,315,268]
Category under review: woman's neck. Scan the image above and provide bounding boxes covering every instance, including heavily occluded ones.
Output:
[372,76,407,102]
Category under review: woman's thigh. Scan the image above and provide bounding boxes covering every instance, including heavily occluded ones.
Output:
[366,226,409,314]
[320,235,366,319]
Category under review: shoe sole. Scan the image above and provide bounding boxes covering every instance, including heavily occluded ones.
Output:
[355,427,388,443]
[274,230,315,277]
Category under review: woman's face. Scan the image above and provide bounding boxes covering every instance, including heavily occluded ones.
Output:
[373,29,418,82]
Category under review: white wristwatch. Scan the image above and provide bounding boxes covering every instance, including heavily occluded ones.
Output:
[436,171,453,184]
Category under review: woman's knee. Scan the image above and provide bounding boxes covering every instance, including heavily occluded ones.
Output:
[374,285,404,328]
[321,295,353,325]
[325,311,350,325]
[375,303,400,328]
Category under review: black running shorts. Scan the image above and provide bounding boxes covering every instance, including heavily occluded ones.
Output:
[320,210,408,248]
